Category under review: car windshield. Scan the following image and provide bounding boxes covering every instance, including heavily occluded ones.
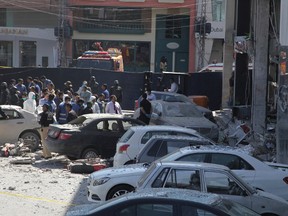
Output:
[154,92,191,103]
[163,103,202,117]
[214,199,260,216]
[68,115,94,126]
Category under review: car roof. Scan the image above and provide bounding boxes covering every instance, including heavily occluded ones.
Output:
[129,125,198,134]
[0,105,22,110]
[147,135,209,142]
[176,145,253,156]
[156,160,231,171]
[151,100,192,105]
[80,113,134,119]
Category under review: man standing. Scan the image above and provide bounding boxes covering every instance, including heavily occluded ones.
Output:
[56,96,71,124]
[101,84,110,102]
[106,95,122,114]
[65,103,78,122]
[39,103,54,159]
[138,93,151,125]
[110,80,123,104]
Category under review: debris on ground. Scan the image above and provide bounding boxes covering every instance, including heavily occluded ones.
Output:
[0,139,38,157]
[68,158,109,174]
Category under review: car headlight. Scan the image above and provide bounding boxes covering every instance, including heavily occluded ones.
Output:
[93,177,111,186]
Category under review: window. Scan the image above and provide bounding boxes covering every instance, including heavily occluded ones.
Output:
[119,128,135,142]
[151,167,169,188]
[181,205,218,216]
[96,119,118,131]
[0,9,6,26]
[163,169,201,191]
[0,41,13,67]
[118,203,173,216]
[2,110,21,119]
[19,41,36,67]
[177,153,207,163]
[210,153,254,170]
[165,16,182,39]
[212,0,225,21]
[204,171,246,196]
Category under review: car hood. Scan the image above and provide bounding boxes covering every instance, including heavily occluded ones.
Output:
[160,117,217,128]
[90,163,147,179]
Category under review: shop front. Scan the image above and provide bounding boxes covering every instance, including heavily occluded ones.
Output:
[0,27,58,67]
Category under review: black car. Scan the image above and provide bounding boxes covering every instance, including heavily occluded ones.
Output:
[46,114,145,159]
[66,188,259,216]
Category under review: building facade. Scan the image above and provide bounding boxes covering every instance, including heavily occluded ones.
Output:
[0,1,59,67]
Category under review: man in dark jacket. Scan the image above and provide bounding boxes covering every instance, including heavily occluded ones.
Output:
[137,93,151,125]
[39,103,54,159]
[65,103,78,123]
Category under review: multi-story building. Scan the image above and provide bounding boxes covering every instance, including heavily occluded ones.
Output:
[0,0,225,72]
[0,0,59,67]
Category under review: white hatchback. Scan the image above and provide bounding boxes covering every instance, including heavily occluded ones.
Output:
[113,125,215,167]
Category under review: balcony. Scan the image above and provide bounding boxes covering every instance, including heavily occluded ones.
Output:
[75,20,146,34]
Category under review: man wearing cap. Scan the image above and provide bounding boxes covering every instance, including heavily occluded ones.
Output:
[39,103,54,159]
[110,80,123,104]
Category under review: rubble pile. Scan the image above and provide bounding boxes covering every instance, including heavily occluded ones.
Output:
[0,139,35,157]
[213,108,276,162]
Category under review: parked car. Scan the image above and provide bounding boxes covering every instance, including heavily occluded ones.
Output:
[136,135,213,164]
[46,113,145,159]
[113,125,215,167]
[0,105,40,150]
[71,188,260,216]
[88,145,288,203]
[159,145,288,201]
[137,161,288,216]
[134,90,215,122]
[148,100,219,141]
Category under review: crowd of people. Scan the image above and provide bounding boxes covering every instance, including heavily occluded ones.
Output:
[0,75,124,158]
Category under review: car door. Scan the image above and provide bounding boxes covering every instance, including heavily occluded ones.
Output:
[0,108,26,143]
[208,153,256,185]
[86,119,123,158]
[203,170,253,211]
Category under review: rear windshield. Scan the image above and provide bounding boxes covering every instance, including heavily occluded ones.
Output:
[68,116,94,126]
[119,128,135,142]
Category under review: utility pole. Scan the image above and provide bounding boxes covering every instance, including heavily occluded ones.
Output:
[57,0,66,67]
[251,0,269,134]
[197,0,207,71]
[222,0,236,108]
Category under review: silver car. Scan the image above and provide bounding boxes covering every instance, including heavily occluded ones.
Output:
[137,161,288,216]
[150,100,219,141]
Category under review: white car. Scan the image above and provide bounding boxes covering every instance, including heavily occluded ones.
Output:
[0,105,40,150]
[113,125,215,167]
[159,145,288,201]
[88,145,288,203]
[137,161,288,216]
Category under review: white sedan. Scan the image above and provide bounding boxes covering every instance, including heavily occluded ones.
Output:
[137,161,288,216]
[0,105,40,150]
[87,145,288,203]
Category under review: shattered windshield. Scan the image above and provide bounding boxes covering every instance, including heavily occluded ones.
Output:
[163,103,202,117]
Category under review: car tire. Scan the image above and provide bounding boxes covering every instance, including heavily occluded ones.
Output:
[69,164,95,174]
[107,185,134,200]
[20,132,40,151]
[81,148,99,159]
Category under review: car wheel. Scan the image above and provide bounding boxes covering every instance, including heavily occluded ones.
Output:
[20,132,40,151]
[81,148,99,159]
[124,160,136,165]
[107,185,134,200]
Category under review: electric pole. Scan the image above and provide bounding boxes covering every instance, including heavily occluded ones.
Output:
[195,0,211,71]
[57,0,66,67]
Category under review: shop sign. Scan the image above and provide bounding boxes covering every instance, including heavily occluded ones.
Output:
[0,28,28,35]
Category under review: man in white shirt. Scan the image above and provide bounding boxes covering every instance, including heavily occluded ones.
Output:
[146,88,156,101]
[105,95,123,114]
[168,78,178,93]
